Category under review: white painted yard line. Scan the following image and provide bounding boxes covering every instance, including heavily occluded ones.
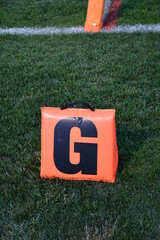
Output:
[104,24,160,33]
[0,24,160,35]
[0,27,85,35]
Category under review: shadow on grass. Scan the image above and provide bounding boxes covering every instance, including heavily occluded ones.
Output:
[116,123,151,174]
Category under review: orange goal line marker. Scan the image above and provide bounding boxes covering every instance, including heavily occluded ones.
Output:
[85,0,122,32]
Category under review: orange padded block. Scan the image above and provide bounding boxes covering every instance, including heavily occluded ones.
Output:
[41,107,118,182]
[85,0,105,32]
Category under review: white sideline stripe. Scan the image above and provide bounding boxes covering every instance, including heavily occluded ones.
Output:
[0,24,160,35]
[0,27,85,35]
[103,24,160,33]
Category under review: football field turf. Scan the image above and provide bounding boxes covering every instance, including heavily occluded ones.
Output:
[1,1,160,239]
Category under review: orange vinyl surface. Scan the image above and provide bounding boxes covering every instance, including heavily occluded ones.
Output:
[85,0,105,32]
[41,107,118,182]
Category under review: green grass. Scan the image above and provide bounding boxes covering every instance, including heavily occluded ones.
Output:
[1,0,160,239]
[0,0,88,27]
[1,0,160,28]
[1,33,160,239]
[119,0,160,25]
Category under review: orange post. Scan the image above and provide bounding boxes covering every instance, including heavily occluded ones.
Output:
[85,0,105,32]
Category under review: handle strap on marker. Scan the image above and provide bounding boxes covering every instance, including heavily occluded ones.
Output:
[61,100,95,111]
